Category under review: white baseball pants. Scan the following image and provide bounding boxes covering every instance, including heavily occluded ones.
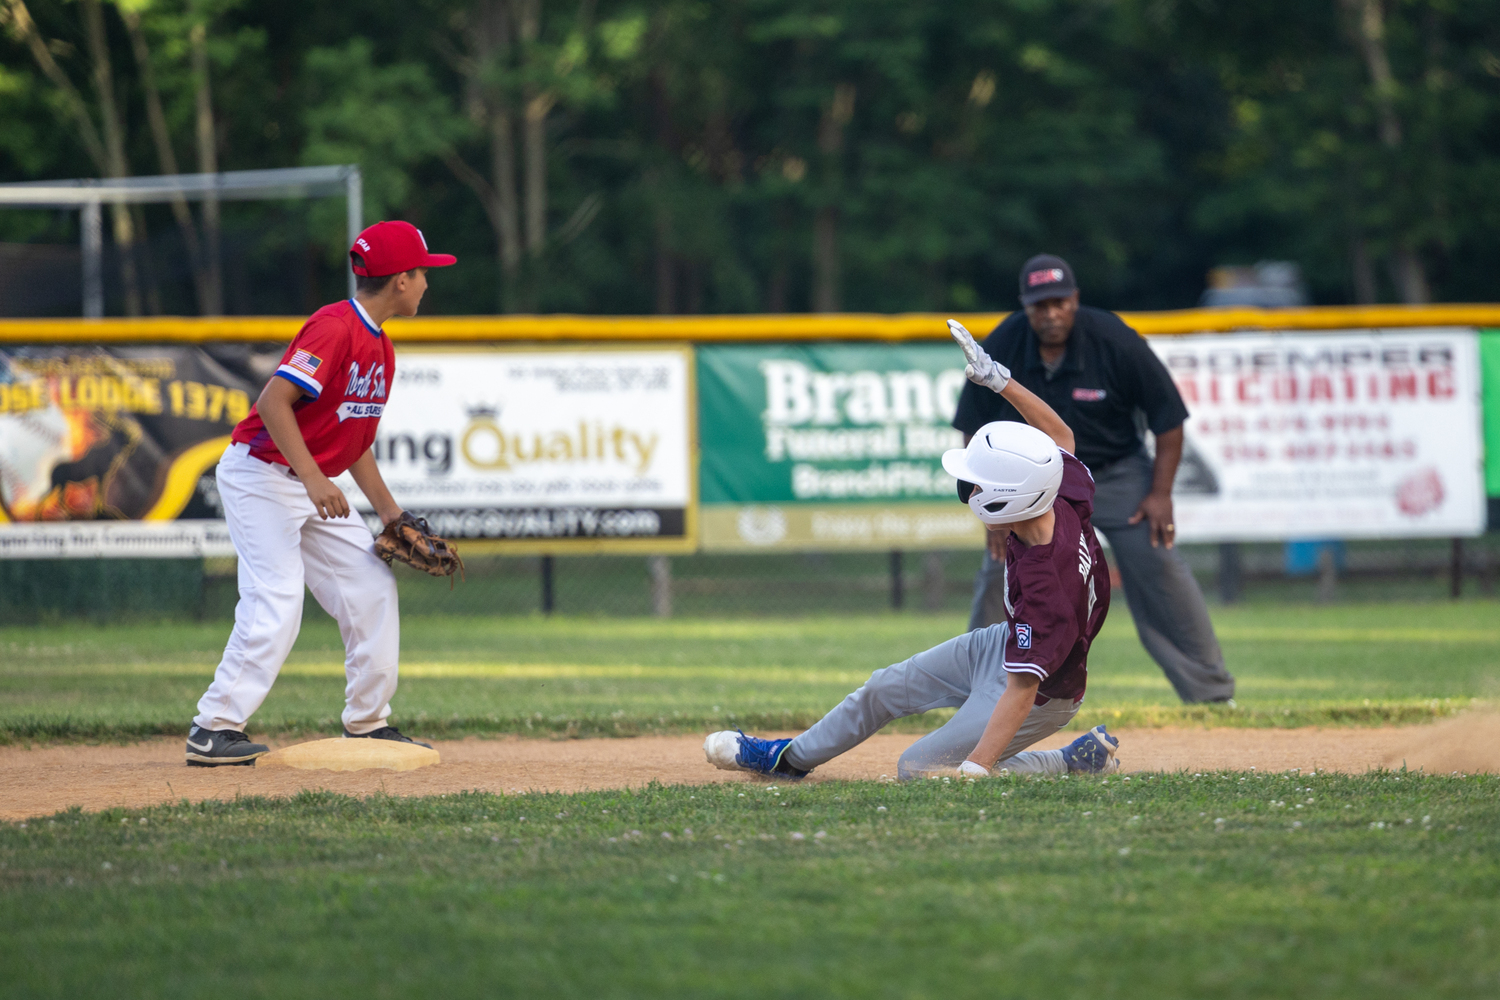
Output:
[194,443,400,735]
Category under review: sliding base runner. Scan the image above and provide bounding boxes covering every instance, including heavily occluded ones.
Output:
[186,221,456,766]
[706,321,1121,781]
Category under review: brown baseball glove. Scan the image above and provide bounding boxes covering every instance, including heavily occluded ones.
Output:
[375,512,464,581]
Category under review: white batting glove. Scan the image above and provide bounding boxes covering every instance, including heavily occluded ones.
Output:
[947,319,1010,394]
[958,760,991,779]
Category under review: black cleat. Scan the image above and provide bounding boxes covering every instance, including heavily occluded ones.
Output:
[185,726,269,767]
[343,725,432,749]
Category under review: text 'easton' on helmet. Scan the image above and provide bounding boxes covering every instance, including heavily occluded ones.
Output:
[941,421,1064,525]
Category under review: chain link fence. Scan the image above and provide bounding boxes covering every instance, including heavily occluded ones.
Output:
[3,535,1499,626]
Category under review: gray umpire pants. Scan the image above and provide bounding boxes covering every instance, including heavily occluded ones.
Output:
[968,450,1234,704]
[783,623,1079,780]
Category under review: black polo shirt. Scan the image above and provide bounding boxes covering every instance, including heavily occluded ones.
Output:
[951,305,1189,473]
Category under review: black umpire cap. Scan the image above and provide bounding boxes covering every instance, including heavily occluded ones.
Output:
[1018,254,1078,305]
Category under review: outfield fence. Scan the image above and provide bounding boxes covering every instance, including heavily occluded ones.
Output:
[4,535,1499,626]
[2,306,1499,622]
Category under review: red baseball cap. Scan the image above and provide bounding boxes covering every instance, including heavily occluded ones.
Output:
[349,220,457,277]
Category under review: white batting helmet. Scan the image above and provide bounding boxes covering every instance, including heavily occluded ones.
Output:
[941,421,1064,525]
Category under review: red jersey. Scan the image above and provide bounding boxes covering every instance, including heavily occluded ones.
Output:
[1001,452,1111,703]
[231,300,393,478]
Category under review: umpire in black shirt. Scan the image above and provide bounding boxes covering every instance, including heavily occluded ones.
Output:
[952,254,1235,703]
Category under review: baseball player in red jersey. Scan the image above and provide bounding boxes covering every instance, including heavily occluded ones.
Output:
[706,320,1119,779]
[185,221,455,766]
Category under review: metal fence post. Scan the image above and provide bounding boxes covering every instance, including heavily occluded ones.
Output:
[648,556,673,617]
[540,555,555,615]
[922,552,945,610]
[81,200,103,318]
[2,166,361,313]
[345,166,362,299]
[890,549,904,610]
[1218,542,1242,604]
[1316,544,1337,603]
[1451,538,1463,599]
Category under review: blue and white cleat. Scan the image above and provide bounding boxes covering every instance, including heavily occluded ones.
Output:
[1061,724,1120,774]
[704,730,809,778]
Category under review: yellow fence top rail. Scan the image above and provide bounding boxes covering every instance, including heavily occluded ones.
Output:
[1,304,1498,344]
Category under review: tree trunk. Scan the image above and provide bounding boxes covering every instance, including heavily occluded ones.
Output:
[1388,246,1430,304]
[654,197,676,314]
[190,23,224,315]
[648,67,679,315]
[812,83,854,314]
[1418,6,1453,267]
[481,0,521,308]
[523,93,550,258]
[518,0,549,293]
[812,208,840,312]
[1342,0,1430,303]
[6,0,108,169]
[81,0,142,316]
[448,0,523,312]
[1345,0,1401,146]
[684,260,703,314]
[766,263,788,312]
[491,106,522,309]
[132,205,163,315]
[1349,237,1377,304]
[123,10,213,315]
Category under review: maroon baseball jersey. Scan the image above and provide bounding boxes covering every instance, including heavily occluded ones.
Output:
[1001,451,1111,702]
[231,300,393,478]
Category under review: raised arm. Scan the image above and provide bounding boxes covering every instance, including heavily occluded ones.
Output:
[947,320,1074,453]
[997,381,1074,454]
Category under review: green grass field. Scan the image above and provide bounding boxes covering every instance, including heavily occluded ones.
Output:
[2,600,1496,742]
[4,774,1498,999]
[4,600,1499,997]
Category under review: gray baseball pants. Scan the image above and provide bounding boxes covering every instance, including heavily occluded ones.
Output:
[968,451,1235,703]
[782,623,1079,780]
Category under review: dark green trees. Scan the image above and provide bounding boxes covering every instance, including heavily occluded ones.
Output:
[2,0,1497,315]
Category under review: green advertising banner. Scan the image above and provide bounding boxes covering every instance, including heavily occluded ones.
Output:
[697,344,984,551]
[1481,330,1500,498]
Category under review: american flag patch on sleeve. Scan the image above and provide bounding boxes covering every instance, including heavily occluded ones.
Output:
[288,350,322,376]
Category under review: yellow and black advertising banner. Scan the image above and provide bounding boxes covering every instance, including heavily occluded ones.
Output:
[0,344,277,557]
[0,342,699,558]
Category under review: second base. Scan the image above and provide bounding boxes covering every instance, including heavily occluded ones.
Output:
[256,737,440,772]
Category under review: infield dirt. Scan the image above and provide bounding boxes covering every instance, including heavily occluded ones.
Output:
[3,714,1497,821]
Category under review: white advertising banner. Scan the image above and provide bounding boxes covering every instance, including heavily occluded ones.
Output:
[340,347,696,550]
[1151,328,1485,541]
[0,520,235,558]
